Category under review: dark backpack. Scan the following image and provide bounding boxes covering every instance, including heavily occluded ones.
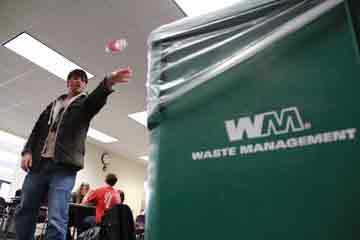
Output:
[99,204,136,240]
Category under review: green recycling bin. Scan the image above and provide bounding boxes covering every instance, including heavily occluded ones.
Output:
[146,0,360,239]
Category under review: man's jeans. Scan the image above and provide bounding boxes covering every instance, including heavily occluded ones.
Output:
[15,160,76,240]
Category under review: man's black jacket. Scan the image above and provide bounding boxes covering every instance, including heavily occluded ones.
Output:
[22,80,113,172]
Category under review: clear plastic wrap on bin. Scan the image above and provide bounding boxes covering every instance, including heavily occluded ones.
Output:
[147,0,343,120]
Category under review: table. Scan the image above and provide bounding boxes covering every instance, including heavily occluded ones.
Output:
[68,203,95,239]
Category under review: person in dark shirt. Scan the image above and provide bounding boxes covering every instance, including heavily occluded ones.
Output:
[15,189,22,198]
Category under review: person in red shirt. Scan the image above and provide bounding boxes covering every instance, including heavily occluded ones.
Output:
[81,173,121,229]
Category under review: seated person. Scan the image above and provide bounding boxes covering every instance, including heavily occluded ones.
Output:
[71,182,90,204]
[135,209,145,240]
[135,209,145,232]
[118,189,125,203]
[81,173,121,230]
[67,183,90,239]
[12,189,22,204]
[15,189,22,198]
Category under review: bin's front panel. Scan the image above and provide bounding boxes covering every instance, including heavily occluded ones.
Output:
[148,4,360,240]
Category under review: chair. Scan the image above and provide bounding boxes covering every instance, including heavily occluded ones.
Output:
[135,214,145,240]
[100,204,136,240]
[0,197,7,233]
[34,193,49,240]
[35,206,48,240]
[2,196,49,240]
[0,199,17,240]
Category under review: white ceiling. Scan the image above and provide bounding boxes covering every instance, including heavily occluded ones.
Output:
[0,0,184,163]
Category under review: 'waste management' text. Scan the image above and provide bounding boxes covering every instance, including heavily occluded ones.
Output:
[192,128,356,160]
[192,107,356,161]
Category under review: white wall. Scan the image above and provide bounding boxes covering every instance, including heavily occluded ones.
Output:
[11,142,147,216]
[11,161,26,197]
[74,142,146,216]
[0,136,25,198]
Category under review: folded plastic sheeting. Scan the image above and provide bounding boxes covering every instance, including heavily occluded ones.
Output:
[147,0,344,120]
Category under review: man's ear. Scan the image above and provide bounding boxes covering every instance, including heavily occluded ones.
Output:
[66,80,70,88]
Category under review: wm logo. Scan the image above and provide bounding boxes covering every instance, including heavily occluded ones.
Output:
[225,107,310,142]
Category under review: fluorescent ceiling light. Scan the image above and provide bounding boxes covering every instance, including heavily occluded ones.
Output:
[87,128,118,143]
[128,111,147,127]
[139,156,149,161]
[174,0,242,16]
[3,32,93,81]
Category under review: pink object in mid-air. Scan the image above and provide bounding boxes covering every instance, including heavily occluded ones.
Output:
[105,39,128,53]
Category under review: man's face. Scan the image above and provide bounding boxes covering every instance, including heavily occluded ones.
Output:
[67,76,87,95]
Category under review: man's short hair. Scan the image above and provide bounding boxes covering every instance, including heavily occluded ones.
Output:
[105,173,118,186]
[67,69,88,83]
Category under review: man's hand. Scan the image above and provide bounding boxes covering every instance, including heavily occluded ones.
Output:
[21,153,32,172]
[108,67,133,86]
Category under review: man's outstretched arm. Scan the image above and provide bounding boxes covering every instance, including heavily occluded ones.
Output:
[84,67,132,120]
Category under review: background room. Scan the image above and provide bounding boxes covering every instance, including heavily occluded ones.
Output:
[0,0,185,217]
